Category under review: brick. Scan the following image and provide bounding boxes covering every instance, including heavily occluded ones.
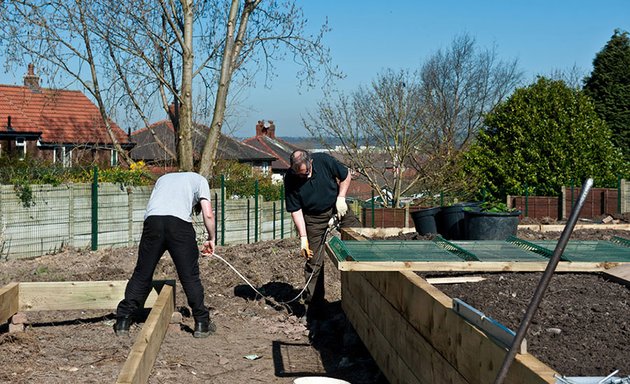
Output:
[170,311,183,324]
[8,323,24,333]
[11,312,28,325]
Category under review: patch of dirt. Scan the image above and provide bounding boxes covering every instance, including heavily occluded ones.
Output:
[435,272,630,377]
[0,237,386,384]
[1,227,628,382]
[418,227,630,377]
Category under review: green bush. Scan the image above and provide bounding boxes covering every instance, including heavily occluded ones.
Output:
[0,156,153,206]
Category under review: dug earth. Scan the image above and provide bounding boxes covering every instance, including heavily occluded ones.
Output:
[0,226,629,382]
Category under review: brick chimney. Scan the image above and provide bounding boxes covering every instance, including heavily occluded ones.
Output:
[255,120,276,139]
[23,63,40,90]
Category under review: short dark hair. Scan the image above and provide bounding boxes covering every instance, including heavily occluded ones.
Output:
[289,149,311,173]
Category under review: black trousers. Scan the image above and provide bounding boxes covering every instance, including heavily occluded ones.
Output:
[116,216,209,322]
[303,207,361,308]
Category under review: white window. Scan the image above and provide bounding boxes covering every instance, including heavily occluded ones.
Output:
[63,146,72,167]
[111,149,118,166]
[15,137,26,159]
[261,161,269,174]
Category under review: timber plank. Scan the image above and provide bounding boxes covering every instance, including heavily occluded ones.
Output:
[0,283,19,324]
[116,284,175,384]
[603,264,630,287]
[333,260,619,273]
[343,272,468,384]
[342,278,423,384]
[18,281,158,311]
[363,271,556,383]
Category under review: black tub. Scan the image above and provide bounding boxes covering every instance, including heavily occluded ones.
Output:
[411,207,441,235]
[464,210,522,240]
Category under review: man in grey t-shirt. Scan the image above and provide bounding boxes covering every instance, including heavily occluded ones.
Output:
[115,172,216,338]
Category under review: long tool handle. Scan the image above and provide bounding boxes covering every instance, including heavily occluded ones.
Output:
[493,178,594,384]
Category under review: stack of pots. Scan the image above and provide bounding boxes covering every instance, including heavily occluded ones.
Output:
[436,202,481,240]
[411,202,521,240]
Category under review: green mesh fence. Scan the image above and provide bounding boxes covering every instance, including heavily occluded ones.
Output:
[328,236,630,263]
[443,240,551,262]
[511,239,630,262]
[611,236,630,248]
[328,237,462,262]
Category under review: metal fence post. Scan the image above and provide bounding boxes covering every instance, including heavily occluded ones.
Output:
[618,175,622,214]
[273,202,276,239]
[280,188,285,239]
[247,199,251,244]
[524,183,529,217]
[254,180,259,243]
[91,166,98,251]
[214,192,218,245]
[371,189,375,229]
[221,175,225,246]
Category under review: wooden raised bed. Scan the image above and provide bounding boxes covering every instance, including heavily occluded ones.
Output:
[0,280,174,384]
[329,227,630,384]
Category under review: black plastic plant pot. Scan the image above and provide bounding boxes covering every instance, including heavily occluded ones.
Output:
[411,207,441,235]
[436,202,481,240]
[464,210,522,240]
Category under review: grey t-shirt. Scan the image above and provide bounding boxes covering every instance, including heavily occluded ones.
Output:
[144,172,211,222]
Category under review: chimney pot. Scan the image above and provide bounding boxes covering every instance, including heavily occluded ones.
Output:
[23,63,40,90]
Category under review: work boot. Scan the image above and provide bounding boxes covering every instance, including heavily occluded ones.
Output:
[114,316,132,336]
[193,318,216,338]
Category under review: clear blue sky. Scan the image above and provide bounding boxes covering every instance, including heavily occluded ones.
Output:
[237,0,630,138]
[1,1,628,138]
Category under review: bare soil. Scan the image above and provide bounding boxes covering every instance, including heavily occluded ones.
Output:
[0,226,629,383]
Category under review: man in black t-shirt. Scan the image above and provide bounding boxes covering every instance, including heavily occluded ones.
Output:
[284,149,361,322]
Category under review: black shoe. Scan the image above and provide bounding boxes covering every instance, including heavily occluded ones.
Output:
[114,317,132,336]
[193,319,216,338]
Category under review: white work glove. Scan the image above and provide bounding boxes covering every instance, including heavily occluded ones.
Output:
[300,236,313,260]
[335,196,348,219]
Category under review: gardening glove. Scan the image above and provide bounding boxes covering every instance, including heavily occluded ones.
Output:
[335,196,348,219]
[201,239,215,256]
[300,236,313,260]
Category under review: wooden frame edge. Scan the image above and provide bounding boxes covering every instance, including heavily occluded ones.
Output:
[116,284,175,384]
[0,282,19,325]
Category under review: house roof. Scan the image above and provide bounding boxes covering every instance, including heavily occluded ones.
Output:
[0,84,130,145]
[130,119,275,163]
[241,121,299,170]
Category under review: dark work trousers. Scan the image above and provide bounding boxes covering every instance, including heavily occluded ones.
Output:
[303,207,361,313]
[116,216,209,322]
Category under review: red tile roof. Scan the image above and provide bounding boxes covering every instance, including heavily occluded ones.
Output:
[0,84,129,144]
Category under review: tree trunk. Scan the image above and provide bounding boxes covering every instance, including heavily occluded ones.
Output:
[178,0,195,172]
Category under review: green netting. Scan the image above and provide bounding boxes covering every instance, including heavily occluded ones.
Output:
[446,240,551,262]
[328,236,630,263]
[611,236,630,248]
[328,237,462,262]
[507,240,630,262]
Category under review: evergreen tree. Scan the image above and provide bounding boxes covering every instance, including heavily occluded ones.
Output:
[464,77,625,200]
[584,29,630,162]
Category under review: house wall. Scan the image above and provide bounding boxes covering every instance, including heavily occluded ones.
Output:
[0,139,119,168]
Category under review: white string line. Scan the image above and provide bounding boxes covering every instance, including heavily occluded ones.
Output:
[206,251,315,306]
[202,217,338,308]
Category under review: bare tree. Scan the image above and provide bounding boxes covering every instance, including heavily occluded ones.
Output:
[306,34,522,206]
[197,0,339,177]
[1,0,339,176]
[0,0,134,165]
[306,69,429,207]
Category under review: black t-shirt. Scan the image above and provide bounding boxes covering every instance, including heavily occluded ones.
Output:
[284,152,348,214]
